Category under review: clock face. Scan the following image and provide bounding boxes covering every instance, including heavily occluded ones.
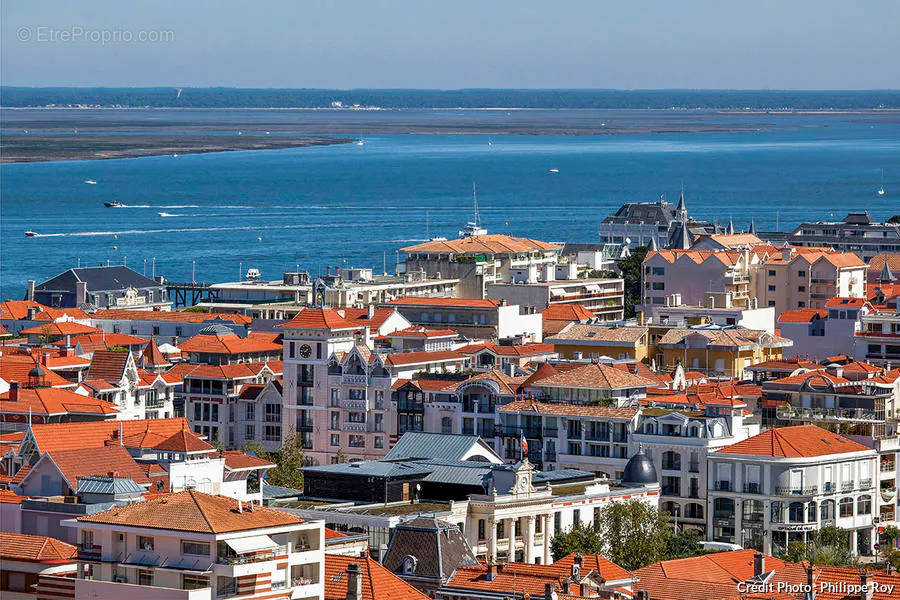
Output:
[298,344,312,359]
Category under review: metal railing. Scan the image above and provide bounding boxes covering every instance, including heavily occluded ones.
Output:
[715,481,732,491]
[743,482,761,494]
[776,486,818,496]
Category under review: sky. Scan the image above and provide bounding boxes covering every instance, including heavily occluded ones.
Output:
[2,0,899,89]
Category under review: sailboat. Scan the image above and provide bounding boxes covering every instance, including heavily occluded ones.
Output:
[877,169,885,196]
[426,211,447,242]
[459,183,487,238]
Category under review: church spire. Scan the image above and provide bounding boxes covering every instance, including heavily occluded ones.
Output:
[727,216,734,236]
[880,261,895,284]
[749,219,756,235]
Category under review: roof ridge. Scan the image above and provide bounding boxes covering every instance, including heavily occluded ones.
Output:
[190,490,216,533]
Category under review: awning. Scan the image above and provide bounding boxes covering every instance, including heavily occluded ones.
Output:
[224,534,277,554]
[585,284,601,293]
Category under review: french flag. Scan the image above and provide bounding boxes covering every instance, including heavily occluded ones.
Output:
[520,431,528,456]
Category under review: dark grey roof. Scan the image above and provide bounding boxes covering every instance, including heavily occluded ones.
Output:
[36,266,161,292]
[303,460,433,478]
[383,516,478,583]
[262,481,303,500]
[601,200,677,225]
[198,323,236,336]
[76,475,143,495]
[384,432,501,463]
[621,446,658,487]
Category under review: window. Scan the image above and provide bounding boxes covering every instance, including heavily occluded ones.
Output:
[138,536,154,551]
[7,572,26,592]
[478,519,486,540]
[768,285,776,291]
[798,286,806,292]
[349,434,365,448]
[183,574,209,590]
[265,404,281,422]
[768,301,776,307]
[139,570,153,586]
[330,434,340,447]
[651,282,665,290]
[798,270,806,277]
[768,270,776,276]
[181,541,210,556]
[245,404,255,420]
[374,413,383,432]
[316,343,322,359]
[175,326,183,337]
[374,436,383,449]
[194,403,202,422]
[331,411,340,430]
[858,495,872,515]
[441,417,452,434]
[651,267,665,276]
[264,425,281,442]
[839,497,854,517]
[288,342,295,358]
[152,326,161,335]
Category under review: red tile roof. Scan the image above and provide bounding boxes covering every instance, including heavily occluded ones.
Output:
[340,307,400,330]
[446,562,573,597]
[814,565,900,600]
[541,304,596,321]
[824,297,868,308]
[383,350,467,367]
[222,450,276,470]
[0,355,75,388]
[0,532,77,562]
[78,490,301,533]
[719,425,871,458]
[521,361,559,388]
[778,308,829,323]
[155,428,216,453]
[19,322,100,336]
[534,362,658,390]
[10,465,32,485]
[179,331,281,355]
[498,399,638,419]
[27,417,191,454]
[0,300,49,320]
[387,296,501,308]
[278,307,361,331]
[91,309,252,324]
[54,332,148,354]
[175,360,283,381]
[0,489,26,504]
[401,234,561,255]
[324,553,428,600]
[45,445,151,491]
[457,342,556,357]
[324,528,347,539]
[86,349,130,382]
[553,553,633,582]
[0,387,119,417]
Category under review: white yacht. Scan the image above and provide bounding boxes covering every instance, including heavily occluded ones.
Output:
[459,183,487,238]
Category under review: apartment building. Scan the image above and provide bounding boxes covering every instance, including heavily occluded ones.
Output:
[599,193,722,251]
[456,342,556,373]
[641,298,775,334]
[641,249,754,309]
[778,302,866,360]
[654,326,791,378]
[487,277,625,321]
[385,297,543,342]
[0,532,77,598]
[89,310,252,345]
[545,323,649,361]
[706,425,878,556]
[177,327,282,365]
[400,234,562,299]
[752,246,867,316]
[855,301,900,366]
[759,212,900,261]
[632,393,760,534]
[57,490,324,600]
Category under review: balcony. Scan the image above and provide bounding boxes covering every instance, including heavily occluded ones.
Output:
[776,406,884,424]
[584,432,610,443]
[77,544,102,561]
[881,462,896,473]
[860,478,873,489]
[743,482,761,494]
[776,486,818,496]
[841,482,855,492]
[342,374,368,385]
[341,398,369,411]
[715,480,732,492]
[341,422,368,433]
[661,461,681,471]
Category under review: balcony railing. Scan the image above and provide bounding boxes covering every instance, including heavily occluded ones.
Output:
[776,486,818,496]
[341,398,368,411]
[860,478,873,489]
[743,482,761,494]
[715,480,732,491]
[218,547,284,565]
[841,482,855,492]
[342,374,368,385]
[341,422,368,433]
[662,462,681,471]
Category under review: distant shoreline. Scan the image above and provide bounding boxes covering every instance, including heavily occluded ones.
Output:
[4,106,900,113]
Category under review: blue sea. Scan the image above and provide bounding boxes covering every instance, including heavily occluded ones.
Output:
[1,109,898,301]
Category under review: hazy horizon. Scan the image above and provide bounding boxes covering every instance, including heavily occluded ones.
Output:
[2,0,898,90]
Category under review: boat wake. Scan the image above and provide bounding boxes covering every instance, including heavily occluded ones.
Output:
[27,223,355,238]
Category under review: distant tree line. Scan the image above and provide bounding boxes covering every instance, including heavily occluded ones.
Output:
[2,87,899,109]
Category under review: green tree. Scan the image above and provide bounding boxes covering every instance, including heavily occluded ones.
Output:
[665,528,706,559]
[881,525,900,550]
[242,440,268,458]
[210,435,225,452]
[265,431,306,489]
[551,500,671,570]
[584,269,618,280]
[617,246,649,318]
[887,215,900,224]
[777,526,856,567]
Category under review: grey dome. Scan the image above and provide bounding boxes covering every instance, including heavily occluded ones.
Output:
[28,365,47,378]
[621,446,658,487]
[198,323,234,336]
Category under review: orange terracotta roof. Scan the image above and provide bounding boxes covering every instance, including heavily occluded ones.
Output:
[175,360,283,381]
[32,307,89,322]
[769,369,849,387]
[0,387,119,417]
[278,308,361,331]
[387,296,502,308]
[698,233,763,248]
[45,445,151,491]
[79,490,301,533]
[646,249,743,266]
[10,465,32,485]
[541,303,598,322]
[813,565,900,600]
[457,342,556,356]
[521,361,559,388]
[121,428,169,449]
[91,309,252,324]
[383,350,467,367]
[86,349,130,382]
[340,307,400,330]
[0,300,49,320]
[825,297,868,308]
[387,327,458,338]
[222,450,276,470]
[53,332,148,354]
[745,358,819,372]
[553,553,632,582]
[446,561,570,597]
[27,417,191,454]
[534,362,658,390]
[0,355,75,388]
[19,322,100,336]
[0,489,26,504]
[324,553,428,600]
[402,233,561,255]
[179,331,281,355]
[0,532,77,562]
[155,428,216,453]
[498,399,637,419]
[324,528,347,539]
[719,425,871,458]
[778,308,829,323]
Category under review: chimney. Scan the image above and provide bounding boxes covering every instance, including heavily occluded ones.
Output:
[75,281,88,307]
[807,564,816,599]
[27,307,38,320]
[753,552,764,577]
[9,381,19,403]
[346,563,363,600]
[485,563,497,582]
[781,246,794,262]
[26,280,35,301]
[860,571,873,600]
[367,304,375,319]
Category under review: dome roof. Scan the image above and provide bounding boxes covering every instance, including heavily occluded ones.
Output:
[28,364,47,378]
[198,323,235,336]
[621,446,658,487]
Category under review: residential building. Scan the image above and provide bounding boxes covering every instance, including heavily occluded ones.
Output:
[400,234,562,299]
[641,249,754,309]
[28,265,171,311]
[385,297,542,342]
[88,310,252,345]
[539,303,595,337]
[177,327,282,364]
[0,300,90,336]
[324,553,427,600]
[855,301,900,366]
[12,444,150,498]
[456,342,557,373]
[654,326,792,379]
[778,304,863,360]
[487,277,624,322]
[599,193,722,251]
[752,246,867,315]
[546,323,649,361]
[640,298,776,334]
[759,212,900,261]
[706,424,878,555]
[0,532,76,598]
[379,327,458,353]
[691,232,764,251]
[0,384,119,435]
[61,490,324,600]
[83,349,177,421]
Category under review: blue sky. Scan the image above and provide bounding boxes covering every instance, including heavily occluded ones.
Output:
[2,0,898,89]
